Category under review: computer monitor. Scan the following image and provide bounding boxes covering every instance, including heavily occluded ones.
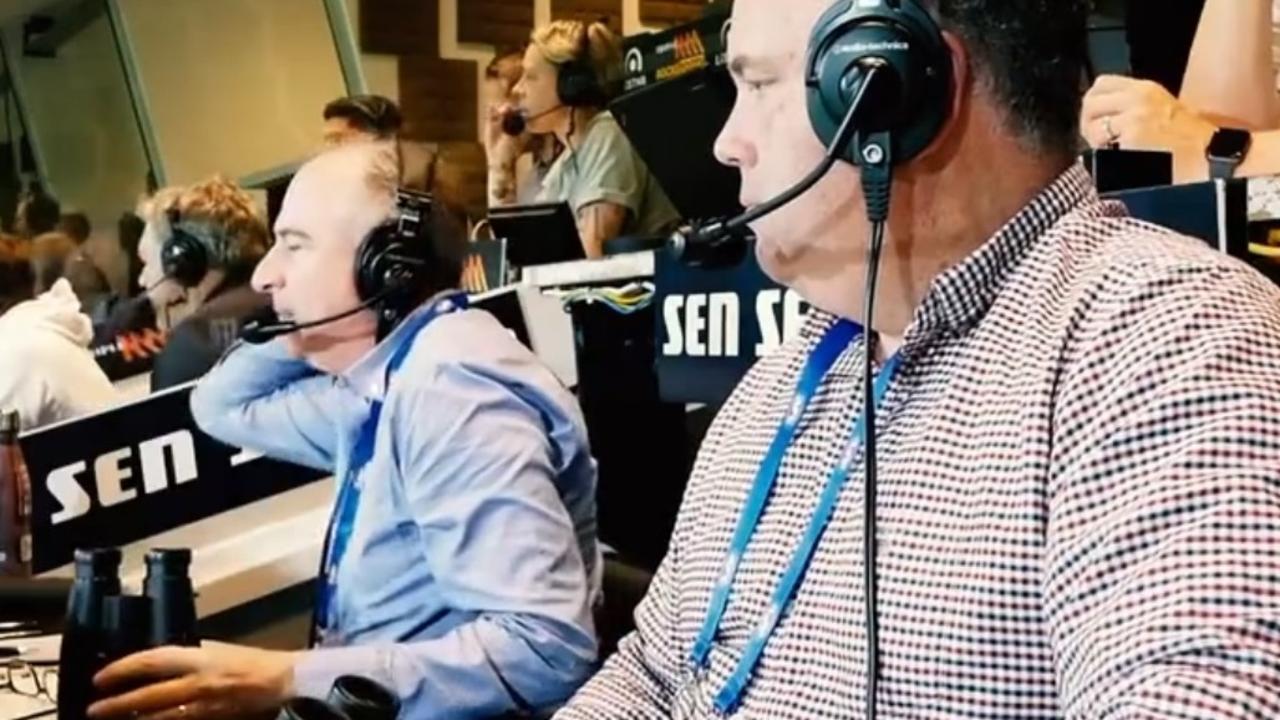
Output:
[610,64,742,222]
[488,201,585,267]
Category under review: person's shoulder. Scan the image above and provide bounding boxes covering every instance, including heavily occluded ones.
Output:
[1043,203,1280,341]
[392,306,587,432]
[400,307,564,393]
[575,111,631,160]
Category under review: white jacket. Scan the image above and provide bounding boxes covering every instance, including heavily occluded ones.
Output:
[0,279,119,430]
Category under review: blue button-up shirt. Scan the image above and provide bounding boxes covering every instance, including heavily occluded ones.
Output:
[190,300,602,719]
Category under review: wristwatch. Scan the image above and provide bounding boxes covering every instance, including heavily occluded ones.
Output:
[1206,127,1252,180]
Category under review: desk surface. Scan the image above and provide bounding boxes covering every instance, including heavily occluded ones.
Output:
[519,251,655,288]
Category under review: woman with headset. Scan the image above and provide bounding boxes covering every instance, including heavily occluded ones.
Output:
[489,20,679,259]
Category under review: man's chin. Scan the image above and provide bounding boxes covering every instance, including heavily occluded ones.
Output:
[754,232,798,286]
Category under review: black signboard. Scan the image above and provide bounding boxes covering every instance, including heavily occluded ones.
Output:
[654,244,808,405]
[20,384,326,572]
[620,10,730,94]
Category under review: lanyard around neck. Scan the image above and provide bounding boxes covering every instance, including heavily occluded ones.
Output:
[312,291,468,642]
[689,318,903,714]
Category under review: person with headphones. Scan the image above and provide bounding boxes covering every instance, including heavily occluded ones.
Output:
[492,20,679,258]
[557,1,1280,718]
[484,49,565,207]
[134,176,270,390]
[87,141,601,720]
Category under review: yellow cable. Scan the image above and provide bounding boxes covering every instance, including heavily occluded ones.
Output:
[1249,242,1280,258]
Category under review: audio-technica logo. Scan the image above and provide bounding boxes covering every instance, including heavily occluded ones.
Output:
[832,40,910,54]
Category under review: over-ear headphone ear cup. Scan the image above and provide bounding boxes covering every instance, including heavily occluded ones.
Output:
[805,0,952,164]
[161,228,209,288]
[354,225,394,302]
[556,22,606,108]
[557,60,604,107]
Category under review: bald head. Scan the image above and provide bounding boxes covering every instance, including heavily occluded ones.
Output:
[279,141,399,248]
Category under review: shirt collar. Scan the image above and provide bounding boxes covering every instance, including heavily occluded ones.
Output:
[343,290,466,401]
[799,161,1097,345]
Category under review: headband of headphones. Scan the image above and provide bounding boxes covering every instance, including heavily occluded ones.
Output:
[354,188,436,308]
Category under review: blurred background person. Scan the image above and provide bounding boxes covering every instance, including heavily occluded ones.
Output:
[0,234,117,429]
[483,48,564,208]
[322,93,403,146]
[495,20,678,258]
[55,212,112,305]
[116,211,147,297]
[133,175,270,390]
[323,93,478,232]
[1082,0,1280,182]
[13,181,61,239]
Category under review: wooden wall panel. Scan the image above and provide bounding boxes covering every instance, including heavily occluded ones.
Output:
[550,0,623,31]
[458,0,535,52]
[639,0,709,28]
[360,0,439,56]
[397,55,478,142]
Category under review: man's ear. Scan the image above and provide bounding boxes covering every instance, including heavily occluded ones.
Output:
[912,30,971,170]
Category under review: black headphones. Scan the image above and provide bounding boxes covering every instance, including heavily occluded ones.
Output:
[556,22,607,108]
[805,0,952,166]
[354,188,435,308]
[160,209,213,288]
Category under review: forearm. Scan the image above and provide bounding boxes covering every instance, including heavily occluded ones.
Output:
[1180,0,1280,128]
[1235,128,1280,176]
[295,613,596,719]
[488,162,518,208]
[575,202,629,259]
[189,340,348,470]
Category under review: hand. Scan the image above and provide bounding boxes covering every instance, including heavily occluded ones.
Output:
[485,102,532,167]
[87,641,299,720]
[484,101,511,153]
[1081,75,1218,182]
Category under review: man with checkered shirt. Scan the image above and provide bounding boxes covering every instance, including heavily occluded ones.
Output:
[555,0,1280,718]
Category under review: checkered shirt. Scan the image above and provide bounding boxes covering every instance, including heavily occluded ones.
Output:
[555,164,1280,719]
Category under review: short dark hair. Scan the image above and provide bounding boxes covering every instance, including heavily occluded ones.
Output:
[926,0,1090,156]
[57,212,92,244]
[16,184,61,237]
[323,94,403,139]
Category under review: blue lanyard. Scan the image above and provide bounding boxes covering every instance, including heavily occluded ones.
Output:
[689,319,903,714]
[313,292,468,641]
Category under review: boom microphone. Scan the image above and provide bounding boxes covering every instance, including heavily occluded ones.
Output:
[501,105,564,137]
[239,274,417,345]
[239,297,380,345]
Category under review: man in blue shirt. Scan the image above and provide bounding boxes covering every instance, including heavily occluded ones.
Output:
[88,141,602,720]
